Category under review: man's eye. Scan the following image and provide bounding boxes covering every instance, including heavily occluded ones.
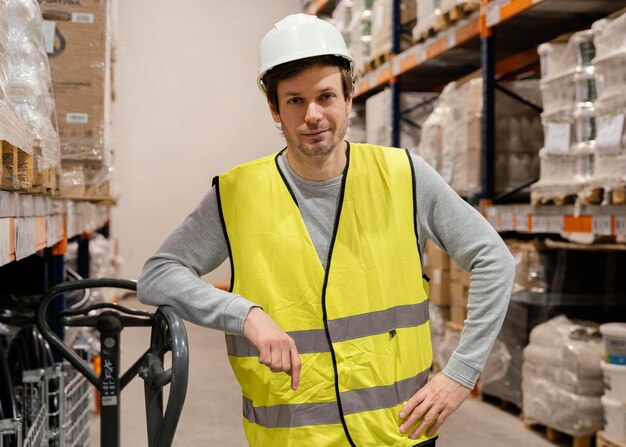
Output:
[322,93,335,100]
[287,98,302,105]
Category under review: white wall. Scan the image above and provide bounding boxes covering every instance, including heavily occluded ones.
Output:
[112,1,300,282]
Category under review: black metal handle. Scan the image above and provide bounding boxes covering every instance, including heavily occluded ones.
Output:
[144,305,189,447]
[36,278,139,388]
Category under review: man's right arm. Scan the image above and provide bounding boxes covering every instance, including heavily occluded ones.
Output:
[137,188,257,334]
[137,187,302,388]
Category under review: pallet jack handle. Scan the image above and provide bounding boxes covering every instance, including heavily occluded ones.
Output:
[36,278,189,447]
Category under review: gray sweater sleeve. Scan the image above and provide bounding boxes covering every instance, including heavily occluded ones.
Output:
[137,189,258,334]
[410,152,516,389]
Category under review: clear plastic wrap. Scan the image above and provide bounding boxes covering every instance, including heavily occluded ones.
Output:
[365,88,436,151]
[592,13,626,61]
[417,77,542,197]
[416,106,444,171]
[4,0,60,175]
[522,315,605,436]
[522,374,604,436]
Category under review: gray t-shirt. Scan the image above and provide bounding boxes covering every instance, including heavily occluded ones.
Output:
[137,149,515,388]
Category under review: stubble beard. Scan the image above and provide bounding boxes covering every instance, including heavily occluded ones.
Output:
[281,119,348,160]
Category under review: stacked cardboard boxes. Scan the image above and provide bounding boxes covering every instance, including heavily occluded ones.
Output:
[40,0,113,199]
[449,254,470,328]
[423,240,450,306]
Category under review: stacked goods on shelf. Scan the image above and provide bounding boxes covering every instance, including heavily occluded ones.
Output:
[347,103,367,143]
[412,0,479,42]
[416,77,542,198]
[332,0,372,77]
[364,88,437,150]
[522,316,604,437]
[532,30,597,204]
[599,323,626,444]
[583,13,626,204]
[422,241,450,371]
[369,0,416,60]
[448,247,469,328]
[480,240,545,407]
[1,0,60,192]
[481,242,626,407]
[40,0,113,199]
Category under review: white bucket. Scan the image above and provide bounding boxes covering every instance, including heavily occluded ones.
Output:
[601,395,626,444]
[600,323,626,365]
[602,361,626,403]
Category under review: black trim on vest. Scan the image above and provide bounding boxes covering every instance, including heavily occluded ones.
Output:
[274,148,299,207]
[320,142,357,447]
[414,435,438,446]
[405,150,429,281]
[213,176,236,293]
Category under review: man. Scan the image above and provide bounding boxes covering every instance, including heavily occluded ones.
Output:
[138,13,515,447]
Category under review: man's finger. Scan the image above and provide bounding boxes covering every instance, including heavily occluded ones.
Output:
[289,345,301,390]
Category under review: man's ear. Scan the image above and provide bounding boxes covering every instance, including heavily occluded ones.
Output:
[267,98,280,124]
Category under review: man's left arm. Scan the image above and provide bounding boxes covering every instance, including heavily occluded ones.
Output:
[399,153,516,439]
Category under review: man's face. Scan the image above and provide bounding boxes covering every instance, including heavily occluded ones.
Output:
[269,64,352,159]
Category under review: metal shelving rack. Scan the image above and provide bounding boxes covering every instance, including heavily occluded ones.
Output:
[311,0,626,238]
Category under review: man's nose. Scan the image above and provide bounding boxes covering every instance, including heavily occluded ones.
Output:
[304,102,323,124]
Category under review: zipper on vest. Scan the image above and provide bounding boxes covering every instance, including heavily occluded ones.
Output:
[319,144,358,447]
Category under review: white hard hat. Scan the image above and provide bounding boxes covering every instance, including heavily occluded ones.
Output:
[257,13,354,95]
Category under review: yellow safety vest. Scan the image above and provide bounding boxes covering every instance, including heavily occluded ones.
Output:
[215,143,435,446]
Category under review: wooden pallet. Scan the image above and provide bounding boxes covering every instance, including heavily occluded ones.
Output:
[360,52,391,77]
[524,421,593,447]
[611,185,626,204]
[1,140,18,190]
[597,431,626,447]
[479,392,522,417]
[531,193,578,206]
[418,2,480,42]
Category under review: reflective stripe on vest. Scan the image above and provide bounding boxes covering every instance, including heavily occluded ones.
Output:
[226,301,429,357]
[216,143,435,446]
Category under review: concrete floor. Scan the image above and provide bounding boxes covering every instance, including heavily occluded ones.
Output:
[90,297,559,446]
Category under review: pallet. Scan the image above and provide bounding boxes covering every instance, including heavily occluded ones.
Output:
[418,2,480,42]
[361,52,391,77]
[611,185,626,204]
[1,140,17,190]
[1,140,39,192]
[531,193,578,206]
[597,431,626,447]
[524,420,593,447]
[479,392,522,417]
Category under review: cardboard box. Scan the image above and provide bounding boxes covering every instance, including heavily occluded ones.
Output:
[450,261,471,287]
[450,282,469,327]
[425,268,450,306]
[424,240,450,270]
[40,0,109,161]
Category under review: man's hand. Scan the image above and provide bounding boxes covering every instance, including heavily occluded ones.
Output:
[243,307,302,390]
[398,372,471,439]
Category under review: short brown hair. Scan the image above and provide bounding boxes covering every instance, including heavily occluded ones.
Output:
[262,55,354,112]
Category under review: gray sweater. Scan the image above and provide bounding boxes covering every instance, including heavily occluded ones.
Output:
[138,150,516,389]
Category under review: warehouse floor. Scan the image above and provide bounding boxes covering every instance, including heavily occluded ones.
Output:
[91,297,562,446]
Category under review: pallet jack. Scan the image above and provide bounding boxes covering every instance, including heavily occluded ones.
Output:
[36,278,188,447]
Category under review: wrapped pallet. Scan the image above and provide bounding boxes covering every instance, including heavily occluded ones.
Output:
[40,0,113,198]
[365,87,437,151]
[2,0,58,191]
[417,76,541,198]
[522,315,604,437]
[370,0,417,58]
[582,13,626,204]
[533,30,597,204]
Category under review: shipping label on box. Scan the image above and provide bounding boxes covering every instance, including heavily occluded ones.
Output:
[40,0,108,161]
